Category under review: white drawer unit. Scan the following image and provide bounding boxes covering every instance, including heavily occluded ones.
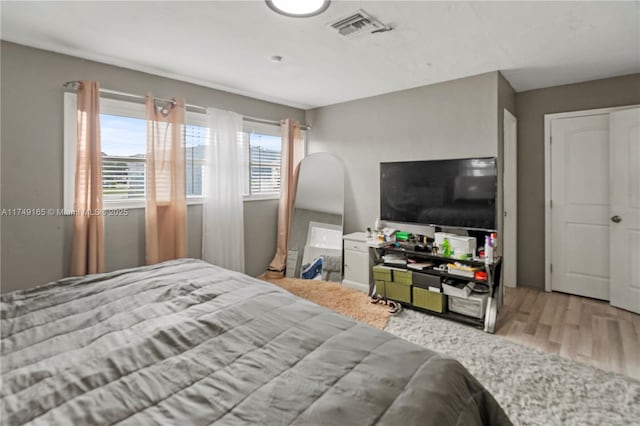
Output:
[342,232,372,294]
[344,240,368,253]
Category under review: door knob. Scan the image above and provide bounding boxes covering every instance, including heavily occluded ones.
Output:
[611,215,622,223]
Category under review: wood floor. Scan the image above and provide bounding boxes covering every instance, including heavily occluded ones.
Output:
[496,287,640,381]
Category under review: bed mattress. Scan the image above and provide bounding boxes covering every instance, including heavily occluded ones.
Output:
[1,259,510,425]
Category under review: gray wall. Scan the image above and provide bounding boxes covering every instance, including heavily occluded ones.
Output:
[305,72,500,236]
[515,73,640,289]
[243,199,279,277]
[1,41,303,292]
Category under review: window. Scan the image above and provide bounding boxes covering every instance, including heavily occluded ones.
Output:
[64,92,305,207]
[64,94,208,209]
[100,114,146,203]
[100,118,207,203]
[241,122,305,200]
[248,133,281,195]
[184,124,207,198]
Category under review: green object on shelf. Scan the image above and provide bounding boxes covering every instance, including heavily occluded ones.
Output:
[373,265,393,281]
[392,269,412,285]
[413,287,446,313]
[442,237,452,257]
[375,280,387,297]
[396,232,410,241]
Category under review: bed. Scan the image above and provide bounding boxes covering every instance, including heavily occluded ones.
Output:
[1,259,510,425]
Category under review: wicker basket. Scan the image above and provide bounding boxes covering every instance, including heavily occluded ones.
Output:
[413,287,446,313]
[385,280,411,303]
[392,269,412,285]
[375,280,386,297]
[372,265,393,281]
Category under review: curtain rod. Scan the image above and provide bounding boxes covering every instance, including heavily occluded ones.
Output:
[62,81,310,130]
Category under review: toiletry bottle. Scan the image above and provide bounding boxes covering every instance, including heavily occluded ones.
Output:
[485,235,493,264]
[491,232,498,255]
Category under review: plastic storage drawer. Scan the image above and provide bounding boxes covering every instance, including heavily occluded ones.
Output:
[385,281,411,303]
[448,293,489,319]
[372,265,393,281]
[412,287,446,313]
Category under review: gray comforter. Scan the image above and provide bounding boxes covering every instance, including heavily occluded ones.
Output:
[1,259,510,426]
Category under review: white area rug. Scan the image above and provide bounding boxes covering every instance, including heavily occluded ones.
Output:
[384,310,640,426]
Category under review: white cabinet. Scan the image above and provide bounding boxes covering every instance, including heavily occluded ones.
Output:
[342,232,371,294]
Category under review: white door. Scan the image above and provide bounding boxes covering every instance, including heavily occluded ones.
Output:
[609,108,640,314]
[551,114,611,300]
[503,109,518,287]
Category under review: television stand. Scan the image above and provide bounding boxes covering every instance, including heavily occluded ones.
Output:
[372,245,502,333]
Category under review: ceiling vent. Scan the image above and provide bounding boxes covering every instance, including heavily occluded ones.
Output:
[329,10,388,38]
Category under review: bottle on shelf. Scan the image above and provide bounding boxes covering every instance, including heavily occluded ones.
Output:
[485,235,493,264]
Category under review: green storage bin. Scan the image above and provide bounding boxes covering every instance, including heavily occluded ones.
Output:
[373,265,393,281]
[375,280,386,297]
[385,281,411,303]
[413,287,446,313]
[392,269,412,285]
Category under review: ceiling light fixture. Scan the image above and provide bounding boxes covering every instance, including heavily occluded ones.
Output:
[266,0,330,18]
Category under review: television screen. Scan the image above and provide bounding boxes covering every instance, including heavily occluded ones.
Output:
[380,157,497,230]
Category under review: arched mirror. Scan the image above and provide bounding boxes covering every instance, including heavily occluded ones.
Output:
[286,153,344,281]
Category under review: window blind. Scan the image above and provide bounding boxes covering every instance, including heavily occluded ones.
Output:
[248,133,282,195]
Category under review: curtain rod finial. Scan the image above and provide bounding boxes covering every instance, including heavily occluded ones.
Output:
[63,81,81,90]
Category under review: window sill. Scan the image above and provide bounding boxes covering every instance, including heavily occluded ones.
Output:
[243,193,280,202]
[99,195,279,209]
[100,198,204,210]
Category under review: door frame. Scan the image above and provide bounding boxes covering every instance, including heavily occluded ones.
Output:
[503,109,518,287]
[543,105,640,292]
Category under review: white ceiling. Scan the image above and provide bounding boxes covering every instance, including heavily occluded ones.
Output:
[1,1,639,109]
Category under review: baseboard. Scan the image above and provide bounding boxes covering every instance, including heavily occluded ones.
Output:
[342,280,368,294]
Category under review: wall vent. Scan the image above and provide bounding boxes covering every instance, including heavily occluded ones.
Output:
[329,10,387,38]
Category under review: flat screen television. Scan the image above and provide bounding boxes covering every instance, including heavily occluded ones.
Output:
[380,157,497,231]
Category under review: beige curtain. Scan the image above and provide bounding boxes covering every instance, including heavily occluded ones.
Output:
[145,95,187,265]
[267,119,304,276]
[70,81,105,276]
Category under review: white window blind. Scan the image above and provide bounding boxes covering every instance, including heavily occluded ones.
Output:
[249,132,282,195]
[102,155,146,202]
[185,124,208,198]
